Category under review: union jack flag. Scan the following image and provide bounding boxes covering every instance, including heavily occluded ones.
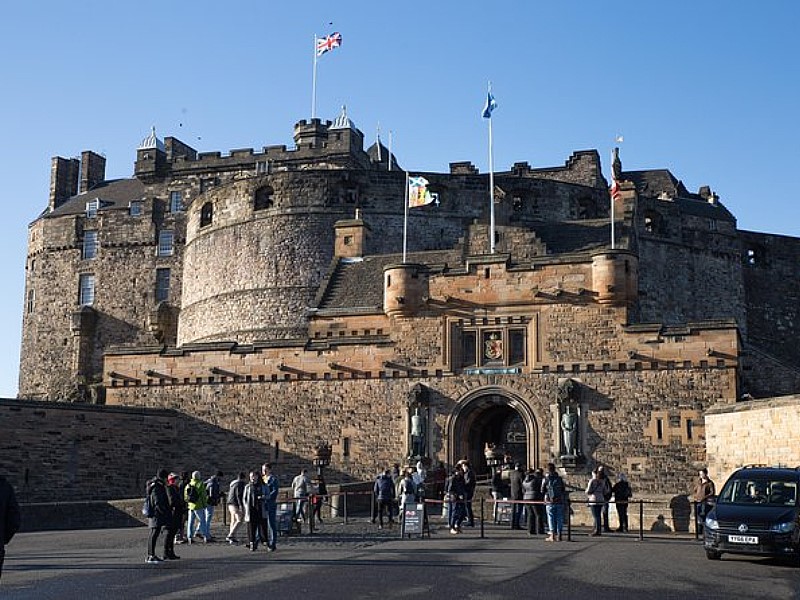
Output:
[610,176,622,201]
[317,32,342,56]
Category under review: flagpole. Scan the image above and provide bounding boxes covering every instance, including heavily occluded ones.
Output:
[488,88,496,254]
[388,131,393,171]
[311,34,318,119]
[610,148,615,250]
[402,172,409,263]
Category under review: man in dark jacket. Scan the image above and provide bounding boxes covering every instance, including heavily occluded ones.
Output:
[373,469,395,529]
[0,475,21,580]
[508,463,524,529]
[164,473,183,560]
[146,469,171,564]
[460,460,477,527]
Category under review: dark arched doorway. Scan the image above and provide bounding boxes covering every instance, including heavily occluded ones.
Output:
[450,391,537,478]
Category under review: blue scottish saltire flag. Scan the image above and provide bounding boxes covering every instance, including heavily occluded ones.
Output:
[482,90,497,119]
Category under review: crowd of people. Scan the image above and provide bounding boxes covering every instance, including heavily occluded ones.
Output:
[142,459,717,562]
[143,463,282,564]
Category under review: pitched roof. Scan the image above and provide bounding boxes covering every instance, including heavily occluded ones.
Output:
[46,178,147,218]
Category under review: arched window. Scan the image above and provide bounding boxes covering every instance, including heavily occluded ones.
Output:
[200,202,213,228]
[254,186,274,211]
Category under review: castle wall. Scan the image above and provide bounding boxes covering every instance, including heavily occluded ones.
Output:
[738,231,800,397]
[635,197,746,330]
[705,394,800,483]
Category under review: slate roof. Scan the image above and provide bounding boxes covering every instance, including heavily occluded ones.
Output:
[316,250,461,312]
[46,178,146,218]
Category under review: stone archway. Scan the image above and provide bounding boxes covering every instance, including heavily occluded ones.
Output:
[447,387,539,477]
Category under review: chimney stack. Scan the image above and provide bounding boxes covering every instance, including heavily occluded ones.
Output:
[80,151,106,193]
[49,156,80,212]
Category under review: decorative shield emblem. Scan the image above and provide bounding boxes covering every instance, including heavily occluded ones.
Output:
[484,332,503,360]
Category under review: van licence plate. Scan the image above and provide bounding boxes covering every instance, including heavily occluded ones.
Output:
[728,535,758,544]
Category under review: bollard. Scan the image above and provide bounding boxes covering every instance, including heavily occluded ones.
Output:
[309,494,314,536]
[343,491,348,525]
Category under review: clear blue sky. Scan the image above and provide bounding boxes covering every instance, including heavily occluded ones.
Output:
[1,1,798,398]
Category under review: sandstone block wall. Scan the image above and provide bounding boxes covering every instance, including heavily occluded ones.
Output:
[705,394,800,484]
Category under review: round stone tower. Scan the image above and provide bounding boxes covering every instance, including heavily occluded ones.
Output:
[591,250,639,306]
[383,263,428,317]
[178,172,339,345]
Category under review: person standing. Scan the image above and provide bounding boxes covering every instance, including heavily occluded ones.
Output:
[373,468,396,529]
[312,475,328,524]
[612,473,632,533]
[242,471,263,551]
[693,468,716,533]
[203,471,223,541]
[145,469,171,564]
[184,470,210,543]
[163,473,183,560]
[445,467,467,534]
[291,468,311,522]
[509,463,524,530]
[174,471,191,544]
[597,466,613,532]
[531,468,547,534]
[586,469,605,536]
[0,474,21,580]
[522,468,544,536]
[226,472,246,545]
[542,462,566,542]
[261,463,279,552]
[461,460,477,527]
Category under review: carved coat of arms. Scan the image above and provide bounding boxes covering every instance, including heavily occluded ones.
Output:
[484,332,503,360]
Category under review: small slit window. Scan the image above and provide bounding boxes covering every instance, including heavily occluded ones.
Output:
[200,202,213,228]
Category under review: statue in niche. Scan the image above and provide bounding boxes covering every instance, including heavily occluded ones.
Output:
[561,404,578,457]
[410,406,426,459]
[557,378,581,458]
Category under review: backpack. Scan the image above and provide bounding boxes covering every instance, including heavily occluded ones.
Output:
[545,474,564,501]
[186,483,199,504]
[142,485,153,517]
[206,478,221,506]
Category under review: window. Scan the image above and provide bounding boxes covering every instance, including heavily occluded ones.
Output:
[155,268,170,302]
[200,202,213,228]
[129,201,143,216]
[79,274,95,306]
[255,160,269,175]
[254,186,274,211]
[26,289,34,314]
[157,230,174,256]
[169,191,183,213]
[453,321,528,369]
[200,178,217,193]
[82,231,98,259]
[85,199,99,218]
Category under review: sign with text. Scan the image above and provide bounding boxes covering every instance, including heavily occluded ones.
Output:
[402,502,425,537]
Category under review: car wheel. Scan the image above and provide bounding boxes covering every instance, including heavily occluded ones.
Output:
[705,549,722,560]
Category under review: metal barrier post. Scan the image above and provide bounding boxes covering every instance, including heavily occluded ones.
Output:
[480,498,485,539]
[309,495,314,536]
[638,500,644,541]
[566,498,571,541]
[693,501,699,540]
[343,491,348,525]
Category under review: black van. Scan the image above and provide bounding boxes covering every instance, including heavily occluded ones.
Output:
[704,466,800,565]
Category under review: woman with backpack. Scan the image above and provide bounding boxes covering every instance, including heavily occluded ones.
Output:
[612,473,632,532]
[586,468,607,536]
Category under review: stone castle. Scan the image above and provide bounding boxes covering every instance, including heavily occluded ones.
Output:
[18,107,800,495]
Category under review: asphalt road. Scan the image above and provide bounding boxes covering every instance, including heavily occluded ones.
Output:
[2,520,799,599]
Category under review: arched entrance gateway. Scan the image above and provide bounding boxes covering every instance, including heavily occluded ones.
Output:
[448,388,539,478]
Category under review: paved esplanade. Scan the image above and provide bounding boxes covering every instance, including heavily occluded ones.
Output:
[2,522,799,599]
